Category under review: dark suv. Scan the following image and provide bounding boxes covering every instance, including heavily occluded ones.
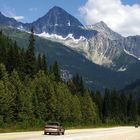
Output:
[135,123,139,128]
[44,122,65,135]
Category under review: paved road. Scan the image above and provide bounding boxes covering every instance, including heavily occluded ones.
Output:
[0,127,140,140]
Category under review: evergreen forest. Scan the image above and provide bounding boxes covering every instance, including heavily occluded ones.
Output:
[0,29,140,130]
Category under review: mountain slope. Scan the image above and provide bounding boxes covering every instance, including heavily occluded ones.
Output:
[38,21,139,71]
[0,6,140,90]
[123,35,140,59]
[83,21,140,69]
[1,26,138,90]
[0,12,22,27]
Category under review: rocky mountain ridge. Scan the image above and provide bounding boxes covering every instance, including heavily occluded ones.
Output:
[0,6,140,71]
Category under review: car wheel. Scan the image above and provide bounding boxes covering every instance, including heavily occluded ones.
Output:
[49,133,51,135]
[58,132,60,135]
[44,132,47,135]
[62,132,64,135]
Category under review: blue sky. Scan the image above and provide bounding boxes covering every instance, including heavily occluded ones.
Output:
[123,0,140,5]
[0,0,87,23]
[0,0,139,23]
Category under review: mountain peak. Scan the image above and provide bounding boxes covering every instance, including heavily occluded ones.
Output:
[29,6,84,34]
[94,21,109,29]
[40,6,83,27]
[49,6,64,11]
[85,21,109,31]
[98,21,108,27]
[47,6,70,18]
[46,6,66,16]
[86,21,122,40]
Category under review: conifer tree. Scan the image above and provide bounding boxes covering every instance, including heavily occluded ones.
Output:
[0,64,14,123]
[81,91,96,123]
[94,90,103,120]
[9,70,28,121]
[110,89,120,119]
[137,98,140,116]
[37,54,42,72]
[70,74,85,95]
[54,83,70,122]
[25,27,36,77]
[102,89,111,122]
[120,93,127,121]
[42,54,47,72]
[69,95,82,123]
[0,30,2,35]
[33,71,49,120]
[52,61,60,82]
[18,48,26,78]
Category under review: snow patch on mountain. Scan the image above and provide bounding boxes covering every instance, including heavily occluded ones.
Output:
[37,32,86,44]
[37,32,94,63]
[17,25,24,30]
[36,31,121,66]
[67,20,71,26]
[124,49,139,60]
[17,25,30,33]
[118,67,127,72]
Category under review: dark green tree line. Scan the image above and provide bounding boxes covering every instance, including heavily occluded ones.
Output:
[0,30,97,128]
[0,29,139,129]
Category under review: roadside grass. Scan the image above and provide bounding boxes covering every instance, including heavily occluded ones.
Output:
[0,123,130,133]
[0,127,43,133]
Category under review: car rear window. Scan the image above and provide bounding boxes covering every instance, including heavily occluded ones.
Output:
[47,122,60,126]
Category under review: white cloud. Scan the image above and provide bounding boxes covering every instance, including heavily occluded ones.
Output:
[29,8,38,12]
[13,16,24,21]
[2,4,24,21]
[79,0,140,36]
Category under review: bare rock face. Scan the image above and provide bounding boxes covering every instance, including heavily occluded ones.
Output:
[123,36,140,59]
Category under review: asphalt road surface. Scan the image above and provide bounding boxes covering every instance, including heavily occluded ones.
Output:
[0,127,140,140]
